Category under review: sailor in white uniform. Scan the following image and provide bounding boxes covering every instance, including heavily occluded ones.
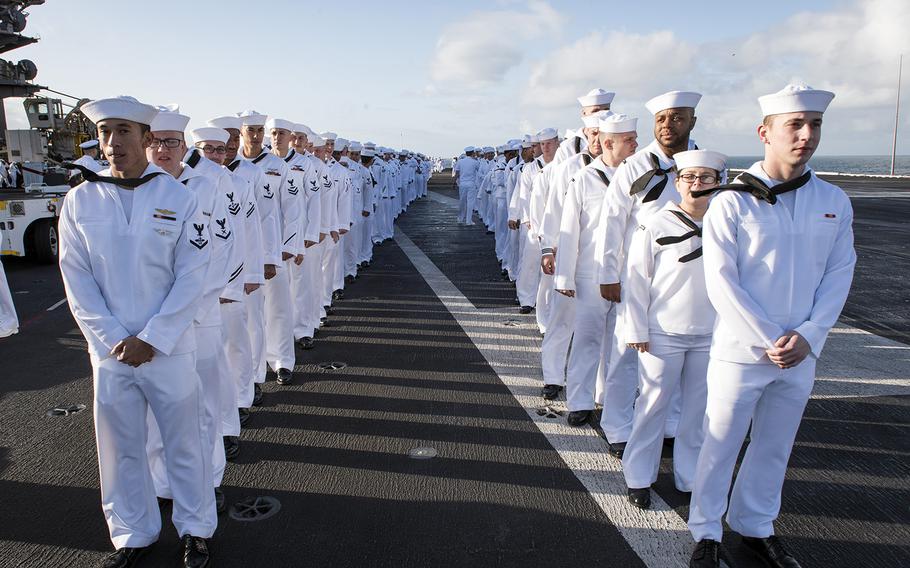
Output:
[596,90,702,457]
[208,114,272,422]
[283,124,323,350]
[58,96,215,567]
[189,124,261,461]
[620,149,725,511]
[687,85,855,568]
[538,114,608,402]
[453,147,480,224]
[528,128,563,331]
[508,132,551,313]
[143,108,237,518]
[554,114,639,421]
[70,139,104,179]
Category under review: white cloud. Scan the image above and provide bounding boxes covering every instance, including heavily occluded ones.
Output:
[428,1,565,89]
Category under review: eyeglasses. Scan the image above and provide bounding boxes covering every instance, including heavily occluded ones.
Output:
[197,144,227,154]
[678,173,718,184]
[149,138,182,149]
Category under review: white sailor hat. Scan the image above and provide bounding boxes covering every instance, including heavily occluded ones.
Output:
[758,83,834,117]
[81,96,159,126]
[350,142,363,152]
[207,115,243,130]
[238,110,268,126]
[509,141,522,151]
[362,148,376,157]
[483,146,494,153]
[334,138,349,151]
[320,131,338,141]
[581,110,612,128]
[364,141,376,149]
[150,109,190,133]
[536,128,558,142]
[577,88,615,108]
[673,149,727,173]
[293,123,311,135]
[598,112,638,133]
[645,91,702,114]
[521,135,533,149]
[464,145,475,153]
[190,127,229,145]
[311,135,327,148]
[495,145,505,153]
[79,139,99,149]
[265,118,296,132]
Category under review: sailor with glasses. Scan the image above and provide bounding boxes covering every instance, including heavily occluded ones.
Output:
[595,90,702,459]
[620,149,725,511]
[189,125,259,463]
[144,108,238,520]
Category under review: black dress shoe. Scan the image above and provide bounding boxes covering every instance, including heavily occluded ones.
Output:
[252,383,263,406]
[157,496,172,509]
[223,436,240,461]
[325,306,335,316]
[332,289,344,301]
[566,410,592,426]
[100,546,150,568]
[238,407,250,427]
[664,436,675,449]
[181,535,212,568]
[608,441,627,459]
[741,535,801,567]
[519,305,534,314]
[319,316,328,325]
[276,368,293,385]
[214,487,225,514]
[541,384,563,400]
[627,487,651,509]
[297,336,315,350]
[690,539,728,568]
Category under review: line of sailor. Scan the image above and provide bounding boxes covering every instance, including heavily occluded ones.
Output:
[457,83,855,568]
[56,95,431,568]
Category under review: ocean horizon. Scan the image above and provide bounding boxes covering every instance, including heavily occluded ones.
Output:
[728,155,910,176]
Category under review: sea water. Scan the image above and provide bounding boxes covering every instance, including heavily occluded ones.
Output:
[728,156,910,176]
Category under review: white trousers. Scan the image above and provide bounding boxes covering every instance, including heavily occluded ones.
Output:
[293,243,324,339]
[458,184,474,224]
[383,198,395,239]
[541,289,574,386]
[220,300,252,419]
[147,325,227,497]
[688,358,816,542]
[93,352,216,548]
[622,333,710,492]
[536,271,554,333]
[359,212,373,263]
[264,261,296,371]
[345,220,360,276]
[566,279,613,411]
[515,224,540,307]
[494,197,509,263]
[599,321,640,443]
[245,287,266,384]
[333,233,345,291]
[322,237,339,306]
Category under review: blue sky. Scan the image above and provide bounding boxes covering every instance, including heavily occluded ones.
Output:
[5,0,908,157]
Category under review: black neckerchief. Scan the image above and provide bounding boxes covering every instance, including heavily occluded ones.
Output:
[573,137,581,154]
[251,151,268,165]
[629,152,674,203]
[692,170,812,205]
[581,153,592,166]
[283,149,296,163]
[656,209,702,263]
[185,149,201,168]
[227,159,241,172]
[65,163,165,189]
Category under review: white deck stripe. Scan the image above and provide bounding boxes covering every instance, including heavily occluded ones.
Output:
[394,227,694,568]
[46,298,67,312]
